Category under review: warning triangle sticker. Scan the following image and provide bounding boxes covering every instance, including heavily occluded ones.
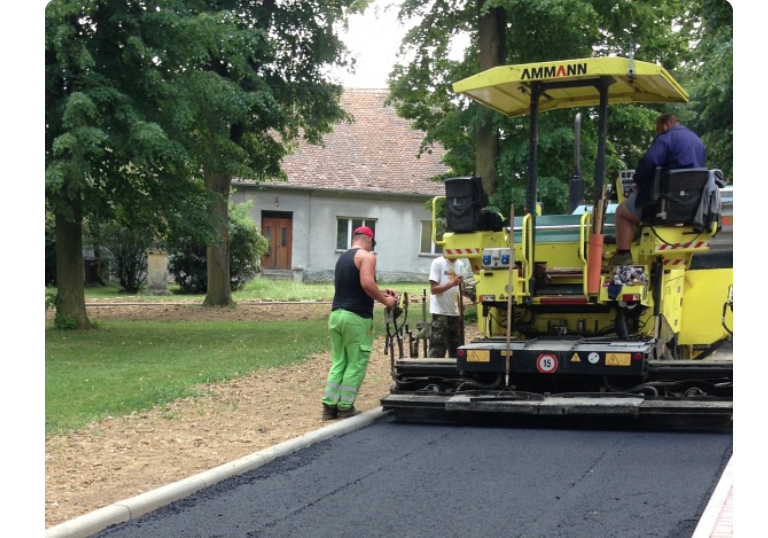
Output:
[571,353,581,362]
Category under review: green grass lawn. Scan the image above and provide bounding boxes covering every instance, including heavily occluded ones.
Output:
[79,279,432,303]
[46,280,431,435]
[45,319,330,433]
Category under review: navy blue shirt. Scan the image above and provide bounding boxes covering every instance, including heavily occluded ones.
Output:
[633,125,706,206]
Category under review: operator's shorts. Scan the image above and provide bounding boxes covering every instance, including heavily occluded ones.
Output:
[428,314,463,358]
[623,191,643,219]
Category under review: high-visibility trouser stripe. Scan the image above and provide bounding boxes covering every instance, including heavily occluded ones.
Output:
[324,382,360,402]
[338,384,360,405]
[323,381,341,400]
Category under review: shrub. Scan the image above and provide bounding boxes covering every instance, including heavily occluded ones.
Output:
[46,288,56,311]
[90,222,153,293]
[167,238,208,294]
[229,202,269,291]
[167,202,268,294]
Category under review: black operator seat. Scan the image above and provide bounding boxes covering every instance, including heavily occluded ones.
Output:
[643,167,711,226]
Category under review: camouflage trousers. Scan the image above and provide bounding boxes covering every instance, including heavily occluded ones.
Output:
[428,314,463,358]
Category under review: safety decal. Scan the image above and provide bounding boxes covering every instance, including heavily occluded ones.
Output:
[570,353,581,363]
[605,353,631,366]
[467,350,490,363]
[663,258,687,266]
[536,354,558,373]
[445,248,481,256]
[588,352,600,364]
[656,241,708,251]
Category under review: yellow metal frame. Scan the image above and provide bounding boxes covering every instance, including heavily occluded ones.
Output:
[636,225,716,266]
[579,211,591,296]
[453,57,689,117]
[431,196,446,247]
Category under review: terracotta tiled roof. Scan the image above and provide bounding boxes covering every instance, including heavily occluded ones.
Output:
[268,89,449,197]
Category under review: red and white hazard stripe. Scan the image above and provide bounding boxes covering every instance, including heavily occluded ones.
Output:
[656,241,709,252]
[445,248,481,256]
[663,258,687,266]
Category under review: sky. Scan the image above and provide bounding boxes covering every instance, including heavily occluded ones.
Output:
[337,0,408,88]
[336,0,469,88]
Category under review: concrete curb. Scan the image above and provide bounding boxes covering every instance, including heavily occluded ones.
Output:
[45,407,393,538]
[690,454,733,538]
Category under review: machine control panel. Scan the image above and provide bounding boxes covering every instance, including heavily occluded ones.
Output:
[482,248,510,269]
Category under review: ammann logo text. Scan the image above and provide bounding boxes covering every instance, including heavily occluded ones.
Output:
[521,63,588,80]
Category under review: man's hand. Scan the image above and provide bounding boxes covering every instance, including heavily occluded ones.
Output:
[383,295,398,310]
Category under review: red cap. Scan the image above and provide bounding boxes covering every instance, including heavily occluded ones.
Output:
[353,226,374,239]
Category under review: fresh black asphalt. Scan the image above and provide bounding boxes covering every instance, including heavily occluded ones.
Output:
[90,420,732,538]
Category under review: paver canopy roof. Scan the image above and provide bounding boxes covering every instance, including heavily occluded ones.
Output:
[452,57,688,117]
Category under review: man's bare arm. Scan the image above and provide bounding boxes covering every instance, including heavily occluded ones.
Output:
[358,251,397,308]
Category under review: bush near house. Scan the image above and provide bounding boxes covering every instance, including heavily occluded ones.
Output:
[167,202,268,294]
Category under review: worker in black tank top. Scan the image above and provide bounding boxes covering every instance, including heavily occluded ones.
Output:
[332,247,374,318]
[321,227,398,420]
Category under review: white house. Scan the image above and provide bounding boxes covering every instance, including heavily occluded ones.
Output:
[231,89,451,282]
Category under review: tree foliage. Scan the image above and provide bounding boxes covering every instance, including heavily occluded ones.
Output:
[388,0,732,215]
[686,0,733,180]
[46,0,364,327]
[155,0,360,307]
[46,0,217,328]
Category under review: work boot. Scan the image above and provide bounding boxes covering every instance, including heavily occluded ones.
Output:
[336,406,360,419]
[321,403,338,421]
[608,251,633,266]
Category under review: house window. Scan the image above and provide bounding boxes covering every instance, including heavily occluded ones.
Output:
[420,221,443,255]
[337,218,377,250]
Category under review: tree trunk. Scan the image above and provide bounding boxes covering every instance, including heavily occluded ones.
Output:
[203,170,233,307]
[54,197,92,329]
[475,2,507,196]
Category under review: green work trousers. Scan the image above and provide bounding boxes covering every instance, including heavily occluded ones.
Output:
[322,309,374,411]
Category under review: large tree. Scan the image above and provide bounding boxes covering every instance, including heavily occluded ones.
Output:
[687,0,733,180]
[388,0,726,215]
[46,0,215,329]
[158,0,360,306]
[475,0,506,195]
[46,0,363,327]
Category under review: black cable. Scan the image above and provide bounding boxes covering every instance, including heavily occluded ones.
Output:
[722,301,733,336]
